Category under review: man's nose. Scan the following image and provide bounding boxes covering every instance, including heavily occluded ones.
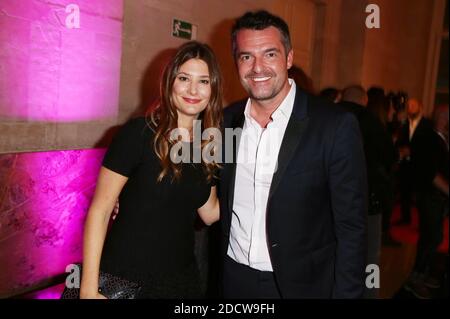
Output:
[252,56,263,73]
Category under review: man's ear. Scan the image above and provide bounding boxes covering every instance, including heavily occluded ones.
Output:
[287,49,294,69]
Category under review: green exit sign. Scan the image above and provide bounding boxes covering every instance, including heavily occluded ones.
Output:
[172,19,197,40]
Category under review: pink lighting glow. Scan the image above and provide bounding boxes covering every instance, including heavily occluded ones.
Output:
[0,0,124,122]
[0,148,106,298]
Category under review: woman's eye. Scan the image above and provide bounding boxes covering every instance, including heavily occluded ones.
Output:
[200,79,210,85]
[178,76,189,81]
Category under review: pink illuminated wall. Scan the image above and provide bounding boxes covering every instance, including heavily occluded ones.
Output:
[0,0,123,121]
[0,149,106,298]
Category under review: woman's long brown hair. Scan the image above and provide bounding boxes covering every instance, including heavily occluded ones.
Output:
[145,41,223,183]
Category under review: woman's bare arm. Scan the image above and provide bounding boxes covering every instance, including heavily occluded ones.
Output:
[80,167,128,299]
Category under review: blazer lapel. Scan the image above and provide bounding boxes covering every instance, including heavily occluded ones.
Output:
[268,90,309,200]
[227,108,245,226]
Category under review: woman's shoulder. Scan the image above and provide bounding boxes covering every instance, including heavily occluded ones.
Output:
[120,116,155,138]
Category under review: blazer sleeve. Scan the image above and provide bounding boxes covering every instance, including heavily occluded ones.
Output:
[328,112,368,298]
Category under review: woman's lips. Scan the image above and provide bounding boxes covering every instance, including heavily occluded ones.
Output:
[183,97,202,104]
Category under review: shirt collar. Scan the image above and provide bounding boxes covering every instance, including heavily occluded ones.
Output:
[410,114,423,127]
[271,78,296,121]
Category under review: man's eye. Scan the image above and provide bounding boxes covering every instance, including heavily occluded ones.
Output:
[267,52,276,58]
[240,55,251,61]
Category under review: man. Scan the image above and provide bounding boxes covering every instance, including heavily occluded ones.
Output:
[404,103,449,298]
[218,11,367,298]
[394,98,424,226]
[341,86,399,247]
[340,86,398,298]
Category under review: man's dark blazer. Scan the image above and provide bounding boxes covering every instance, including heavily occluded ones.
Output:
[218,90,368,298]
[405,117,444,192]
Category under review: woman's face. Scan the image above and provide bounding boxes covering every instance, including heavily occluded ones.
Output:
[172,58,211,119]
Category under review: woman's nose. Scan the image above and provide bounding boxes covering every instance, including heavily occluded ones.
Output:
[189,82,198,95]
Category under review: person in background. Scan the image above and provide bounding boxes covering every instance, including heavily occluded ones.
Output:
[340,85,396,298]
[288,64,315,95]
[404,103,449,299]
[319,87,341,103]
[366,88,400,247]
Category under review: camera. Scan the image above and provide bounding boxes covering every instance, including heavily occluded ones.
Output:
[387,91,408,112]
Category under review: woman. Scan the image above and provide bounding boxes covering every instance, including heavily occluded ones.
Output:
[79,41,222,299]
[366,90,399,247]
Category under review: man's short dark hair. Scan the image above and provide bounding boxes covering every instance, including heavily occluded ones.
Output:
[342,85,367,106]
[231,10,292,60]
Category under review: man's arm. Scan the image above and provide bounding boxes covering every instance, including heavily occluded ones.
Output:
[328,112,368,298]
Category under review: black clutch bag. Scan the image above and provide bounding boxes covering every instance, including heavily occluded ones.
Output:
[61,263,141,299]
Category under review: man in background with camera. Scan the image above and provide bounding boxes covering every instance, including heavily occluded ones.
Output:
[403,100,449,298]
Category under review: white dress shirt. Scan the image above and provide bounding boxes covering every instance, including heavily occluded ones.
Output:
[227,79,297,271]
[409,115,422,140]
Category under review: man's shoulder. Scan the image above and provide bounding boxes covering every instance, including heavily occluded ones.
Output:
[223,99,247,127]
[415,117,435,137]
[224,99,247,115]
[419,117,433,128]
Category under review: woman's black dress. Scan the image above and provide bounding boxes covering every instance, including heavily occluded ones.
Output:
[99,117,213,298]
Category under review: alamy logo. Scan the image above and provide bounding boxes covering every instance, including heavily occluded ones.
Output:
[167,120,281,173]
[65,4,81,29]
[366,4,381,29]
[65,263,81,288]
[366,264,380,289]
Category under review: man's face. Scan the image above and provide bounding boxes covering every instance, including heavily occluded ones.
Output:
[407,99,421,118]
[235,27,293,103]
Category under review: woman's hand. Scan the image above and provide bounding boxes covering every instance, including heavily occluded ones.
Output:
[80,290,108,299]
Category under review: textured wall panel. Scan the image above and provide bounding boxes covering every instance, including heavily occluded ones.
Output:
[0,148,106,297]
[0,0,123,121]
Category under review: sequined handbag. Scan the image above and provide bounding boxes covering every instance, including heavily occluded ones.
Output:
[60,263,141,299]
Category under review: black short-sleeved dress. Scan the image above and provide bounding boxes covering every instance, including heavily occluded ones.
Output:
[99,117,213,298]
